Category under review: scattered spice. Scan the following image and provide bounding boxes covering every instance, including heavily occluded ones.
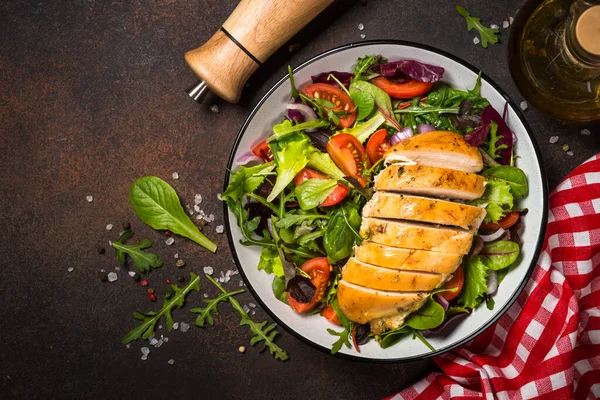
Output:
[519,101,528,111]
[165,231,172,237]
[176,259,186,268]
[167,359,175,365]
[166,279,171,284]
[203,266,214,275]
[99,272,108,282]
[562,144,570,152]
[473,37,480,45]
[567,151,574,156]
[502,19,510,29]
[128,271,136,277]
[360,34,366,39]
[180,322,190,332]
[148,288,155,294]
[86,195,94,203]
[358,23,364,31]
[106,224,114,231]
[215,225,224,234]
[581,129,591,136]
[67,267,74,273]
[178,276,185,283]
[149,293,157,302]
[238,346,246,353]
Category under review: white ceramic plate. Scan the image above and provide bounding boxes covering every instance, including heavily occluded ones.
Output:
[224,41,548,361]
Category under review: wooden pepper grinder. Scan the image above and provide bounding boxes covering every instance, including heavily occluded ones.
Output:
[185,0,334,104]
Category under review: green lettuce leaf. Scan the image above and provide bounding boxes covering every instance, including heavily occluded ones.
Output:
[340,113,386,143]
[457,256,488,309]
[295,178,337,210]
[473,179,514,223]
[221,161,276,203]
[257,246,284,277]
[267,133,312,202]
[307,150,347,181]
[269,119,329,143]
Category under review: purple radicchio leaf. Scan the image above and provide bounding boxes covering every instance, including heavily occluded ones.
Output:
[311,71,354,89]
[377,60,445,83]
[482,105,514,165]
[286,275,315,303]
[464,120,491,147]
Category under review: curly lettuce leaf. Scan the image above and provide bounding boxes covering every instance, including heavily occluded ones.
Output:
[267,133,312,202]
[457,256,488,309]
[472,179,514,223]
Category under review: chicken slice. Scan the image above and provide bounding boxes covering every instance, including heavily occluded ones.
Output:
[354,241,463,274]
[337,280,428,325]
[342,257,448,292]
[362,192,486,230]
[385,130,484,173]
[360,217,474,254]
[374,164,486,200]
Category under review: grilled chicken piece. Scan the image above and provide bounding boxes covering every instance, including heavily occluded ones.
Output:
[363,192,486,230]
[337,280,428,325]
[360,217,474,254]
[354,242,463,274]
[374,164,486,200]
[385,130,484,173]
[342,257,448,292]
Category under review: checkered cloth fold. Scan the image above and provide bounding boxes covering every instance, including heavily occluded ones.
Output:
[387,154,600,400]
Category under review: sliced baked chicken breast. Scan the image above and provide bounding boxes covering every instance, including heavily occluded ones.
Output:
[342,257,448,292]
[361,217,474,254]
[385,130,484,173]
[337,280,428,325]
[374,164,486,200]
[354,241,463,274]
[362,192,486,230]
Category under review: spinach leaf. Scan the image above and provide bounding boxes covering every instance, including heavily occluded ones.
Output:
[378,326,411,349]
[267,132,312,202]
[480,241,520,270]
[130,177,217,253]
[351,91,375,121]
[482,166,529,197]
[111,229,163,273]
[404,298,445,330]
[323,202,361,263]
[122,272,200,344]
[456,256,488,309]
[350,80,401,131]
[455,5,499,48]
[191,289,245,327]
[272,276,288,303]
[295,178,337,210]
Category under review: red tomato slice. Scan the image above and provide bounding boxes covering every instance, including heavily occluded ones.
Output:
[293,168,350,207]
[251,140,272,162]
[287,257,332,313]
[326,134,370,188]
[480,211,520,231]
[440,265,464,301]
[301,83,356,128]
[321,304,342,326]
[371,77,432,99]
[365,129,391,164]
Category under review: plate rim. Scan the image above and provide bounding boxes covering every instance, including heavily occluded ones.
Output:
[223,39,549,363]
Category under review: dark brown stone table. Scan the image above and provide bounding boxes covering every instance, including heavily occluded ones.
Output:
[1,0,598,399]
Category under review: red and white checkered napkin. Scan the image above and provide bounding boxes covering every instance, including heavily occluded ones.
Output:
[386,154,600,400]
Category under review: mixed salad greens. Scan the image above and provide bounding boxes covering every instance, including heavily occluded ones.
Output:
[223,54,528,354]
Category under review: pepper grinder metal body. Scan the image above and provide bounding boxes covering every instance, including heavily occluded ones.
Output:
[185,0,333,104]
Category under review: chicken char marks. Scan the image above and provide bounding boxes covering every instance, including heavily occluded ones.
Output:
[336,130,487,334]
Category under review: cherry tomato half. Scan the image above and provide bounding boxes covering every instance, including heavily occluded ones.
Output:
[326,134,370,188]
[321,304,342,326]
[366,129,391,164]
[251,140,272,162]
[287,257,332,313]
[301,83,357,128]
[371,77,432,99]
[294,168,350,207]
[440,265,464,301]
[480,211,521,231]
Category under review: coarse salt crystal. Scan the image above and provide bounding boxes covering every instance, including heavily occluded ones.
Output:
[128,271,136,277]
[509,17,514,25]
[173,322,179,330]
[155,339,164,348]
[203,293,209,298]
[251,310,256,316]
[194,194,203,205]
[520,101,528,111]
[86,195,93,203]
[107,272,118,283]
[115,266,120,271]
[203,266,213,275]
[125,344,130,349]
[216,225,224,234]
[158,325,162,329]
[239,280,244,287]
[67,267,74,273]
[288,44,295,52]
[490,24,499,29]
[167,359,175,365]
[172,172,179,180]
[174,253,179,259]
[549,136,559,144]
[141,354,148,361]
[249,302,256,308]
[243,305,250,313]
[141,347,150,355]
[360,34,366,39]
[567,151,574,156]
[358,23,364,31]
[473,37,480,45]
[502,20,510,29]
[165,237,175,246]
[581,129,591,136]
[106,224,113,231]
[210,104,220,114]
[163,337,169,343]
[193,205,201,213]
[180,322,190,333]
[587,81,592,92]
[149,338,158,346]
[100,269,105,273]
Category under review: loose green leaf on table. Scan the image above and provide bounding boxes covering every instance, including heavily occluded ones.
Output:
[191,289,245,327]
[206,275,289,361]
[455,5,499,48]
[111,229,163,273]
[122,272,201,344]
[130,176,217,253]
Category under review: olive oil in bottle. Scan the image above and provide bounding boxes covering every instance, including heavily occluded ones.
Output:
[508,0,600,122]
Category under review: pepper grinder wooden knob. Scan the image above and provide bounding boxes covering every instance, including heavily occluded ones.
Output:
[185,0,333,104]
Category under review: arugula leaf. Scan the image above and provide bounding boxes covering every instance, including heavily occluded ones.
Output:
[485,122,508,160]
[457,256,488,309]
[469,72,483,96]
[191,289,245,327]
[404,298,445,330]
[122,272,201,344]
[482,166,529,197]
[351,91,375,121]
[425,83,490,111]
[111,229,163,273]
[287,65,299,100]
[267,133,312,202]
[130,177,217,253]
[350,80,401,131]
[455,5,499,49]
[274,210,328,229]
[325,273,341,305]
[323,202,361,263]
[352,55,383,82]
[295,178,337,210]
[327,297,354,354]
[341,113,386,144]
[480,241,520,270]
[206,275,289,361]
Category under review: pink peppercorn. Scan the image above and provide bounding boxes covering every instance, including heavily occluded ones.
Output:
[141,279,148,287]
[165,231,172,237]
[149,293,157,302]
[166,279,171,284]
